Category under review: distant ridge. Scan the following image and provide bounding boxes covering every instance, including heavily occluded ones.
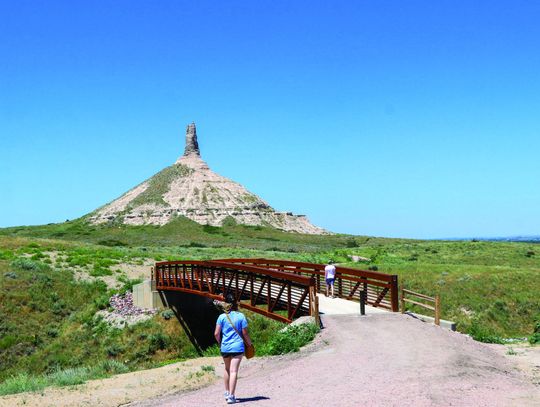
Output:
[87,123,326,234]
[442,235,540,243]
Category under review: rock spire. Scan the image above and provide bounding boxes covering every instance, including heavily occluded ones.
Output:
[183,122,200,156]
[88,123,327,234]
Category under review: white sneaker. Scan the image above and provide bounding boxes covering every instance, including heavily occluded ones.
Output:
[224,391,230,400]
[226,394,237,404]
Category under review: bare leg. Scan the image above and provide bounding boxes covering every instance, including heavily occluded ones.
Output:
[228,355,243,396]
[331,283,335,297]
[325,284,329,297]
[223,356,231,393]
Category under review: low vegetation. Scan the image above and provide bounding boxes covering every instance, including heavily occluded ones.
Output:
[0,219,539,395]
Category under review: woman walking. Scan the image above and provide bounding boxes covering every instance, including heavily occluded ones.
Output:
[214,293,253,404]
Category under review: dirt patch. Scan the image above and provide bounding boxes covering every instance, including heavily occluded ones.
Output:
[73,259,154,290]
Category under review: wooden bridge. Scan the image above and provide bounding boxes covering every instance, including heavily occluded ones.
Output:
[153,258,399,323]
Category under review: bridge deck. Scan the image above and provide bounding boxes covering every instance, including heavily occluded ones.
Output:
[317,293,389,315]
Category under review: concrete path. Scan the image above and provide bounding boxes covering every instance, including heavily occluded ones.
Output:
[316,293,388,316]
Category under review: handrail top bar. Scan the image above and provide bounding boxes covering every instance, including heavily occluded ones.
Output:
[402,288,436,301]
[213,258,397,282]
[154,260,315,286]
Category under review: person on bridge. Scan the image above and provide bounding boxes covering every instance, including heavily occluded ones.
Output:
[325,261,337,298]
[214,293,253,404]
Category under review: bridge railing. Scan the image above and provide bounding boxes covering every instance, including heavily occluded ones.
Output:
[213,258,399,312]
[154,260,316,323]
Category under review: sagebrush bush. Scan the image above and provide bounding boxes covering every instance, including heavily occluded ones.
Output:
[10,258,49,272]
[98,360,129,374]
[160,309,175,320]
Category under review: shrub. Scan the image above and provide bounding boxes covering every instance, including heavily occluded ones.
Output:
[468,320,504,344]
[345,238,359,248]
[51,300,67,316]
[148,333,170,352]
[46,327,59,338]
[10,258,49,272]
[0,249,15,260]
[0,373,47,396]
[106,344,125,357]
[49,367,91,386]
[94,295,110,310]
[90,265,113,277]
[98,359,129,374]
[160,309,175,320]
[188,242,207,248]
[266,323,319,355]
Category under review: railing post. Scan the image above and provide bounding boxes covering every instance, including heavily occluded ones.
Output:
[309,285,320,326]
[390,275,399,312]
[401,287,405,314]
[359,289,366,316]
[435,295,440,326]
[287,282,292,320]
[314,292,320,327]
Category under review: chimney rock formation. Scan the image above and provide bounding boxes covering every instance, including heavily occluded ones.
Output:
[183,122,200,156]
[88,123,326,234]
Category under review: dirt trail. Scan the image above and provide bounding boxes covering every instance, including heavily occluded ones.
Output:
[132,313,539,407]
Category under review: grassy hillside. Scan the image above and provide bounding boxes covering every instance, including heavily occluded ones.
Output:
[0,216,390,252]
[0,220,539,393]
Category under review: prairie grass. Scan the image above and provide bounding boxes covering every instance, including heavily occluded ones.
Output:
[0,222,538,394]
[0,360,130,396]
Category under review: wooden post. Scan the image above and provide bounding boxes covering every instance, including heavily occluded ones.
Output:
[314,294,320,327]
[400,287,405,313]
[435,295,441,326]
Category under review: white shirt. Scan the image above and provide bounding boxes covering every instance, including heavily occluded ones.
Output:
[325,264,336,279]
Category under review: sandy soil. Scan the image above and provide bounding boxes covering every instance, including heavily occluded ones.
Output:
[132,313,540,407]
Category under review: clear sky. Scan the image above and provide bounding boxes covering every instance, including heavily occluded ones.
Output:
[1,1,539,239]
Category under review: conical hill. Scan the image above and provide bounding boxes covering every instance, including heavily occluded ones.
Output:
[88,123,326,234]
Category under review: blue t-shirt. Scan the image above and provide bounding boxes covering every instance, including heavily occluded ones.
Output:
[216,311,248,353]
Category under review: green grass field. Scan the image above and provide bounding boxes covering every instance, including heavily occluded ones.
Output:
[0,219,539,394]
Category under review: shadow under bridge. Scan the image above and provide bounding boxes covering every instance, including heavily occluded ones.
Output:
[153,260,317,323]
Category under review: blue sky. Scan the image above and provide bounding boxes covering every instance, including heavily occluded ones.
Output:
[1,1,539,238]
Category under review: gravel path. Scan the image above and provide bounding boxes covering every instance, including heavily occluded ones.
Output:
[131,313,539,407]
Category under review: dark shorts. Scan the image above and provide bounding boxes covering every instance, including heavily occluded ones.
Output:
[221,351,244,358]
[326,278,335,286]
